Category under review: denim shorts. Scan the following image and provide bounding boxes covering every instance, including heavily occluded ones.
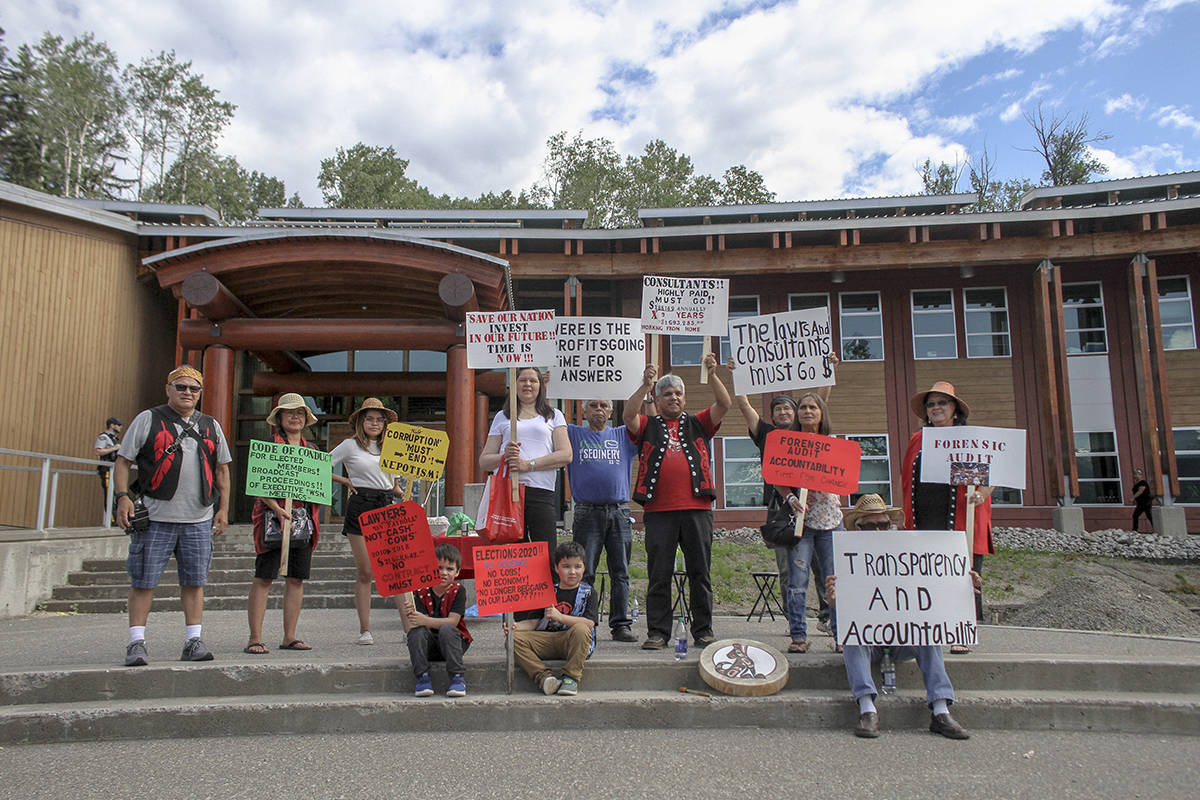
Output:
[126,520,213,588]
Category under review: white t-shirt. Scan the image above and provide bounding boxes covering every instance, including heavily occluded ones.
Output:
[330,438,395,491]
[118,408,232,524]
[488,409,567,492]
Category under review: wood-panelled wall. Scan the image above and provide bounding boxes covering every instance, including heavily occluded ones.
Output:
[0,207,176,528]
[912,359,1017,428]
[1165,350,1200,426]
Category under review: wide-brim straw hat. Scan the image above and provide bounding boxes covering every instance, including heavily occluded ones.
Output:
[909,380,970,420]
[266,393,318,428]
[843,493,905,528]
[348,397,398,427]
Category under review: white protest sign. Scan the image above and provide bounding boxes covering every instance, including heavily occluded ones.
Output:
[547,316,646,400]
[465,310,557,369]
[834,530,978,649]
[639,276,729,336]
[729,307,835,395]
[919,425,1027,489]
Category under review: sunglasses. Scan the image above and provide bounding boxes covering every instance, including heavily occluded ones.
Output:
[171,383,202,393]
[856,521,894,530]
[925,399,951,409]
[362,415,386,424]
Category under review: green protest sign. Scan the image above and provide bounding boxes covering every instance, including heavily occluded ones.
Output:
[245,439,332,505]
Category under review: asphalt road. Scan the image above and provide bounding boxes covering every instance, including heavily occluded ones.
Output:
[3,728,1196,799]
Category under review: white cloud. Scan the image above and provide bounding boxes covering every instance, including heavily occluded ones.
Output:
[1104,93,1146,115]
[1093,143,1198,178]
[1154,105,1200,136]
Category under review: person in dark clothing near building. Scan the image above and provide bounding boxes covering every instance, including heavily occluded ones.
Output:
[1130,468,1154,533]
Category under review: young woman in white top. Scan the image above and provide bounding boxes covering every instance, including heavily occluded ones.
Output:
[330,397,400,645]
[479,368,573,575]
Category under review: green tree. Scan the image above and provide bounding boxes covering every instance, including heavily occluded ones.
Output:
[166,73,235,203]
[0,38,49,190]
[148,151,290,222]
[718,165,775,205]
[318,142,443,208]
[1022,104,1110,186]
[123,50,186,200]
[917,157,965,194]
[531,131,625,227]
[967,146,1035,211]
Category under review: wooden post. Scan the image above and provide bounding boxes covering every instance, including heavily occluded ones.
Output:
[505,612,515,694]
[278,498,293,577]
[700,337,712,384]
[650,335,660,370]
[792,487,808,539]
[963,485,976,558]
[509,368,519,501]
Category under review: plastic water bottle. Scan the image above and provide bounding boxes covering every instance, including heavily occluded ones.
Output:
[630,595,639,624]
[673,617,688,661]
[880,648,896,695]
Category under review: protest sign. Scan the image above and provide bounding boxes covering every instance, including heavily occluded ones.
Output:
[547,316,646,400]
[244,439,332,505]
[379,423,449,482]
[761,430,862,495]
[358,501,441,597]
[639,276,729,336]
[472,541,556,617]
[729,307,835,395]
[919,425,1027,489]
[465,310,557,369]
[834,530,978,648]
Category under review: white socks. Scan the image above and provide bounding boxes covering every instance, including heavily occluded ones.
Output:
[858,695,877,714]
[932,699,950,716]
[185,624,202,642]
[129,626,146,644]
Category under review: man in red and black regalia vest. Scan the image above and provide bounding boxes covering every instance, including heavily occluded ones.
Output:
[113,366,232,667]
[623,353,731,650]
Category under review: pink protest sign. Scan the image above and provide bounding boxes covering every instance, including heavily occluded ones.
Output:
[472,541,556,617]
[358,501,440,597]
[761,430,862,495]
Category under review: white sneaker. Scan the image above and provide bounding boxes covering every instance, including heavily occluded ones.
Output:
[541,674,562,695]
[357,631,374,646]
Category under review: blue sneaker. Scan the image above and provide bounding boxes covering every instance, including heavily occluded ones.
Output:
[414,673,434,697]
[557,676,579,696]
[447,674,467,697]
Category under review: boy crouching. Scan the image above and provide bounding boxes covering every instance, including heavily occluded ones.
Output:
[511,541,597,696]
[403,544,472,697]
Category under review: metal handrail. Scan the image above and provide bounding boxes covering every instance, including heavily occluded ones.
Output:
[0,447,116,530]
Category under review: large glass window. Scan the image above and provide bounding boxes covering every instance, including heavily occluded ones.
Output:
[1063,282,1107,354]
[911,289,957,359]
[789,293,831,313]
[840,292,883,361]
[842,434,890,504]
[1074,431,1121,503]
[353,350,404,371]
[1174,428,1200,503]
[671,295,759,366]
[964,287,1011,357]
[1158,276,1196,350]
[305,351,348,371]
[723,436,765,508]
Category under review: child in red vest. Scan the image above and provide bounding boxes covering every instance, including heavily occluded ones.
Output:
[403,544,472,697]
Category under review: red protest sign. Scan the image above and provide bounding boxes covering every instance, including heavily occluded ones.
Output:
[358,501,440,597]
[761,430,862,495]
[472,541,556,617]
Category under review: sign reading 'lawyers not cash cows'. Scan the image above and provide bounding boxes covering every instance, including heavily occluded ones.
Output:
[729,307,836,396]
[357,501,441,596]
[919,425,1027,489]
[379,423,449,482]
[244,439,332,505]
[548,316,646,400]
[760,430,862,495]
[465,310,557,369]
[472,541,556,617]
[639,276,729,336]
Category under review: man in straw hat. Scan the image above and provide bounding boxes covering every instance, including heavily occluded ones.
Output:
[113,365,232,667]
[827,494,979,740]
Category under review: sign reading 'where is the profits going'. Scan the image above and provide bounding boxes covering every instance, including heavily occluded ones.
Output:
[244,439,332,505]
[547,316,646,400]
[379,422,449,482]
[358,501,440,597]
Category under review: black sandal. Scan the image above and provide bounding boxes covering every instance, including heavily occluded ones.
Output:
[243,642,269,655]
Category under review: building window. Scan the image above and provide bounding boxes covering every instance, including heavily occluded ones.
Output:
[911,289,957,359]
[1074,431,1121,503]
[1063,282,1107,354]
[671,295,758,366]
[842,434,890,504]
[789,293,830,313]
[305,351,349,371]
[1158,276,1196,350]
[1174,428,1200,503]
[723,436,765,508]
[964,287,1011,357]
[840,292,883,361]
[991,487,1022,505]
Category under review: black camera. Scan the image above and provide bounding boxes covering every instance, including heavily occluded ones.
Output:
[126,500,150,535]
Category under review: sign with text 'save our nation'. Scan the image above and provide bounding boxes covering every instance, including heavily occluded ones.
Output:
[472,541,556,617]
[834,530,978,648]
[465,310,557,369]
[919,425,1027,489]
[244,440,332,505]
[379,423,450,482]
[547,316,646,400]
[639,276,729,336]
[729,307,836,395]
[761,431,861,495]
[358,501,441,596]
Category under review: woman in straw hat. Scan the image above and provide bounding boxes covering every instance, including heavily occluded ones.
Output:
[331,398,401,646]
[901,381,992,652]
[245,393,323,654]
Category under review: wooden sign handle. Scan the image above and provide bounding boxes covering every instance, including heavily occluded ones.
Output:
[792,487,808,539]
[505,611,515,694]
[402,479,412,502]
[279,497,293,577]
[650,335,660,371]
[964,484,977,558]
[700,337,712,384]
[508,367,520,502]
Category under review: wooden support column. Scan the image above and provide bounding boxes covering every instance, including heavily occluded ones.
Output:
[474,392,490,483]
[1141,257,1181,496]
[1032,263,1064,500]
[445,344,473,508]
[1127,255,1161,497]
[1036,261,1078,499]
[201,345,235,443]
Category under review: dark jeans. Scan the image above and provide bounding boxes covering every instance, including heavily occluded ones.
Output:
[523,487,558,577]
[644,509,713,640]
[406,625,469,678]
[1133,506,1152,531]
[572,501,633,630]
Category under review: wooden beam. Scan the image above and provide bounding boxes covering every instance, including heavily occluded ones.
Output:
[252,370,507,397]
[180,318,462,351]
[1049,265,1079,498]
[1032,264,1065,499]
[438,271,478,322]
[1145,258,1181,495]
[1127,257,1161,497]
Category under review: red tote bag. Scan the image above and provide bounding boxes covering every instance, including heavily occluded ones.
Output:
[476,462,525,544]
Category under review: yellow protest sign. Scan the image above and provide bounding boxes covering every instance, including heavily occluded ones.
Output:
[379,422,450,482]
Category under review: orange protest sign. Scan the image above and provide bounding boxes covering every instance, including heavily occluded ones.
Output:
[761,430,862,495]
[472,541,556,617]
[358,501,440,597]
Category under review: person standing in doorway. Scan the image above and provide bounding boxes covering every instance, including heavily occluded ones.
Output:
[94,416,122,521]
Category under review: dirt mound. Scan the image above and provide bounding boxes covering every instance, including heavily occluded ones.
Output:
[1008,575,1200,636]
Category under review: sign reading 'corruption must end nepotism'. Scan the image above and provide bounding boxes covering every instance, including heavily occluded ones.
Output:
[379,422,449,482]
[244,439,332,505]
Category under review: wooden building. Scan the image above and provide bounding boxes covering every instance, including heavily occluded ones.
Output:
[2,171,1198,531]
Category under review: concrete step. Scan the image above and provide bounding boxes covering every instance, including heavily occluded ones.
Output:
[67,567,361,586]
[51,580,365,601]
[80,554,355,572]
[37,593,410,613]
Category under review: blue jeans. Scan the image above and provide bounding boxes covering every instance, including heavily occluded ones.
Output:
[842,645,956,706]
[786,524,838,641]
[572,501,632,630]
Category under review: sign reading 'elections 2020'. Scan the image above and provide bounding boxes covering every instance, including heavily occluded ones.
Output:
[244,440,332,505]
[547,316,646,400]
[640,276,729,336]
[465,310,557,369]
[729,307,836,395]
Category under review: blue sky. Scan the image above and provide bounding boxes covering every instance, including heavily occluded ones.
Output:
[1,0,1196,207]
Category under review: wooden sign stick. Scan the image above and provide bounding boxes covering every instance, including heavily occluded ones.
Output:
[963,484,977,558]
[505,611,515,694]
[402,479,412,502]
[650,335,660,373]
[508,367,520,502]
[700,337,712,384]
[279,497,293,577]
[792,487,809,539]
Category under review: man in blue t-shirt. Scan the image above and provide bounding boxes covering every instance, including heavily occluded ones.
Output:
[566,398,640,642]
